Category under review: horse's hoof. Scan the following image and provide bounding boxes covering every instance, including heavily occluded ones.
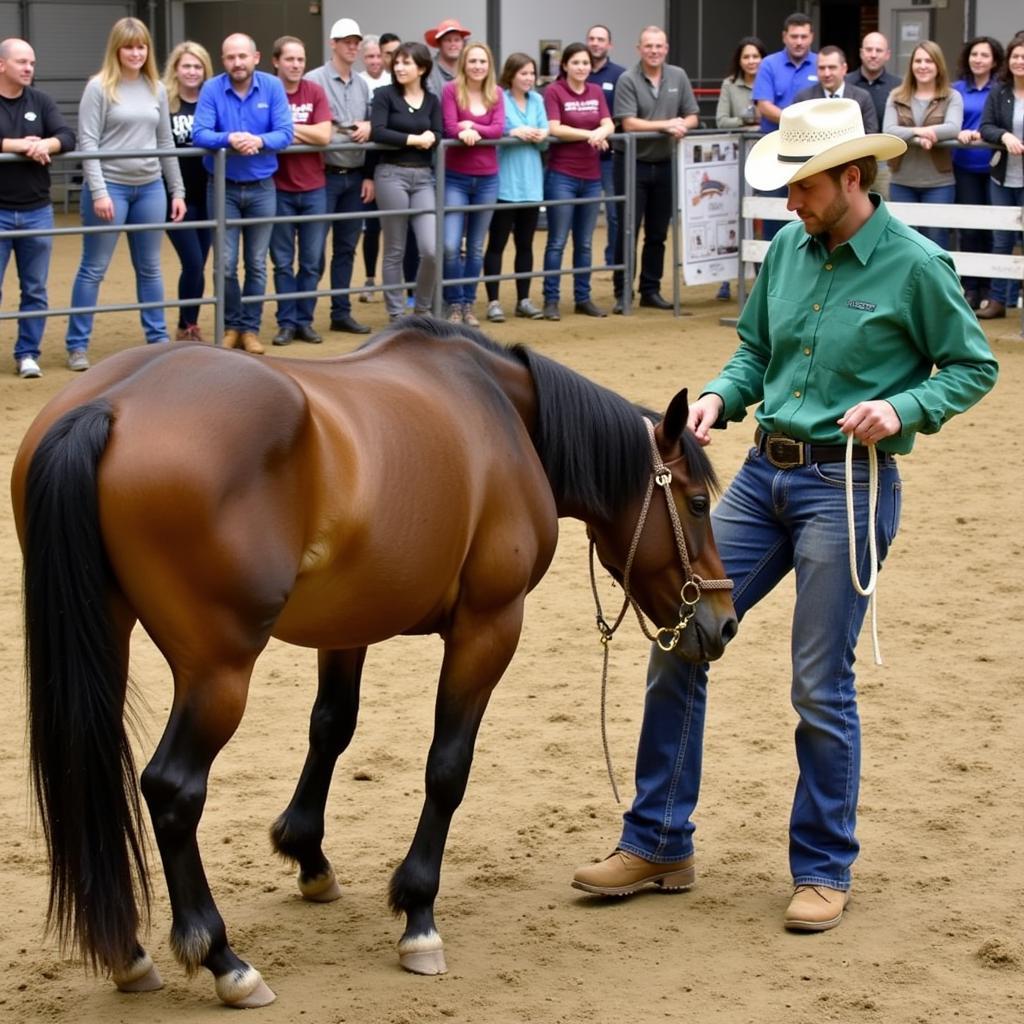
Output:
[113,951,164,993]
[299,864,342,903]
[398,931,447,975]
[215,964,276,1008]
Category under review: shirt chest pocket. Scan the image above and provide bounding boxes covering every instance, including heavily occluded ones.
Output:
[815,305,892,383]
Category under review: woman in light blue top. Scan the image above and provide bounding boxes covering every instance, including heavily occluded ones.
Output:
[483,53,548,321]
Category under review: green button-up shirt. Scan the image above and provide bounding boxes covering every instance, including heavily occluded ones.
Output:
[705,196,998,454]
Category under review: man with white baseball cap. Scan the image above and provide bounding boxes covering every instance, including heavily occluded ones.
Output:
[306,17,374,333]
[573,98,997,933]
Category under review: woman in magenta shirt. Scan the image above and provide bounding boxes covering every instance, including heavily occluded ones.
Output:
[441,42,504,326]
[541,42,613,319]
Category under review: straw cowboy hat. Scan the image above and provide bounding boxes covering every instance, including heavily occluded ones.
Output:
[745,98,906,192]
[424,18,472,48]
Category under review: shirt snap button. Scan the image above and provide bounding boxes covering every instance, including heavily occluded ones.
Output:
[812,303,820,311]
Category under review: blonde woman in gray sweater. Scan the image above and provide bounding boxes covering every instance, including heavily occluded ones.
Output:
[65,17,185,369]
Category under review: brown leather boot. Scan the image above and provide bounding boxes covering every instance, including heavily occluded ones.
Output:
[571,850,695,896]
[239,331,265,354]
[976,300,1005,320]
[222,329,240,349]
[784,884,850,932]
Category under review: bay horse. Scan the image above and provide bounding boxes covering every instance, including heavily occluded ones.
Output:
[12,317,736,1008]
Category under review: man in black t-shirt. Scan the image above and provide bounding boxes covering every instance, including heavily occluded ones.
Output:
[0,38,74,378]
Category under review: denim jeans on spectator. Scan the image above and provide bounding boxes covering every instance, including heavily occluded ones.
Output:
[208,177,276,334]
[888,182,955,250]
[988,179,1024,308]
[324,169,365,320]
[167,197,211,329]
[543,170,601,304]
[619,447,902,888]
[599,155,620,269]
[443,169,498,307]
[67,180,170,350]
[271,187,328,329]
[953,167,991,298]
[0,204,54,362]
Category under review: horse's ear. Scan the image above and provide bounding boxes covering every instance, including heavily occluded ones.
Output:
[659,388,690,445]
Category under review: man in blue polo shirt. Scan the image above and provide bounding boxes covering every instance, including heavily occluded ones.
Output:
[194,33,293,353]
[752,13,817,240]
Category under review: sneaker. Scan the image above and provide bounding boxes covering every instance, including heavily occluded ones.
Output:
[462,305,480,328]
[447,305,464,324]
[542,302,561,321]
[716,282,731,301]
[17,356,42,378]
[515,298,544,319]
[784,884,851,932]
[486,300,506,323]
[572,850,695,896]
[358,278,377,303]
[175,324,206,342]
[67,349,90,372]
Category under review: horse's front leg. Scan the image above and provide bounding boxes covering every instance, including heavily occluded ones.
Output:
[141,660,276,1008]
[271,647,366,901]
[389,604,524,975]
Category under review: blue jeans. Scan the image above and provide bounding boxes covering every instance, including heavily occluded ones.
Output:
[988,179,1023,308]
[67,180,170,349]
[0,204,53,362]
[543,170,601,304]
[889,182,955,250]
[443,170,498,306]
[619,445,902,889]
[324,169,365,319]
[210,177,276,333]
[599,156,619,269]
[167,197,211,329]
[270,187,328,329]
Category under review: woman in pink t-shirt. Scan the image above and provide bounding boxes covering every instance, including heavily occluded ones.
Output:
[441,42,504,326]
[541,43,614,319]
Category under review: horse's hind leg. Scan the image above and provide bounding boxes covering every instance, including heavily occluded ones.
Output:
[141,662,276,1008]
[271,647,366,902]
[389,608,522,975]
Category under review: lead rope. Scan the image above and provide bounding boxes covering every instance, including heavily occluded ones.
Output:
[845,435,882,666]
[589,420,735,802]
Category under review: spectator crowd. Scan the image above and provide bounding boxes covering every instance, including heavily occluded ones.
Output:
[1,13,1021,378]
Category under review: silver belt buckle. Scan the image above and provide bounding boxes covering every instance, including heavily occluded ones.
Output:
[765,434,805,469]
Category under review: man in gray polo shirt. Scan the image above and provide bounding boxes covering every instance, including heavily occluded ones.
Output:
[612,25,698,312]
[305,17,373,334]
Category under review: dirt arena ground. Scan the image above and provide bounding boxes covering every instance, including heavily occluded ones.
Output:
[0,224,1022,1023]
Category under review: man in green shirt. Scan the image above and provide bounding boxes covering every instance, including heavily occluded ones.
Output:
[572,99,997,931]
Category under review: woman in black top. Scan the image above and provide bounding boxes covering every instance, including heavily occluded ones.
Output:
[162,41,213,341]
[370,41,442,320]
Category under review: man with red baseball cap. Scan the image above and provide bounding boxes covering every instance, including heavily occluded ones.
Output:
[424,17,471,96]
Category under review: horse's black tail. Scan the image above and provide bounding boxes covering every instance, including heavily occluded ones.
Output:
[23,400,149,972]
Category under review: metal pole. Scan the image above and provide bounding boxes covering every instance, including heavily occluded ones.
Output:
[622,134,636,314]
[670,138,680,316]
[433,142,446,317]
[212,148,226,344]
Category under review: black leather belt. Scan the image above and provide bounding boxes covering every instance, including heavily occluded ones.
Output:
[755,429,894,469]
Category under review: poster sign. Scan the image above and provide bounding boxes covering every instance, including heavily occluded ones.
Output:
[678,134,741,286]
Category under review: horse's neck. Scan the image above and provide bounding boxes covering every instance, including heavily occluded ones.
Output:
[481,349,539,435]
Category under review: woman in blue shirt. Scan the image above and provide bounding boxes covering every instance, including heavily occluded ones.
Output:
[482,53,548,322]
[952,35,1004,309]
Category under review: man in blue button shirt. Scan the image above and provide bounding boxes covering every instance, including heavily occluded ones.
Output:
[194,33,293,353]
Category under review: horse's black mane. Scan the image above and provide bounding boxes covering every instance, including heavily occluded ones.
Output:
[377,316,718,518]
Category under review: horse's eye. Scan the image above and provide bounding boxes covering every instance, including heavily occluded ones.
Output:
[689,495,709,516]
